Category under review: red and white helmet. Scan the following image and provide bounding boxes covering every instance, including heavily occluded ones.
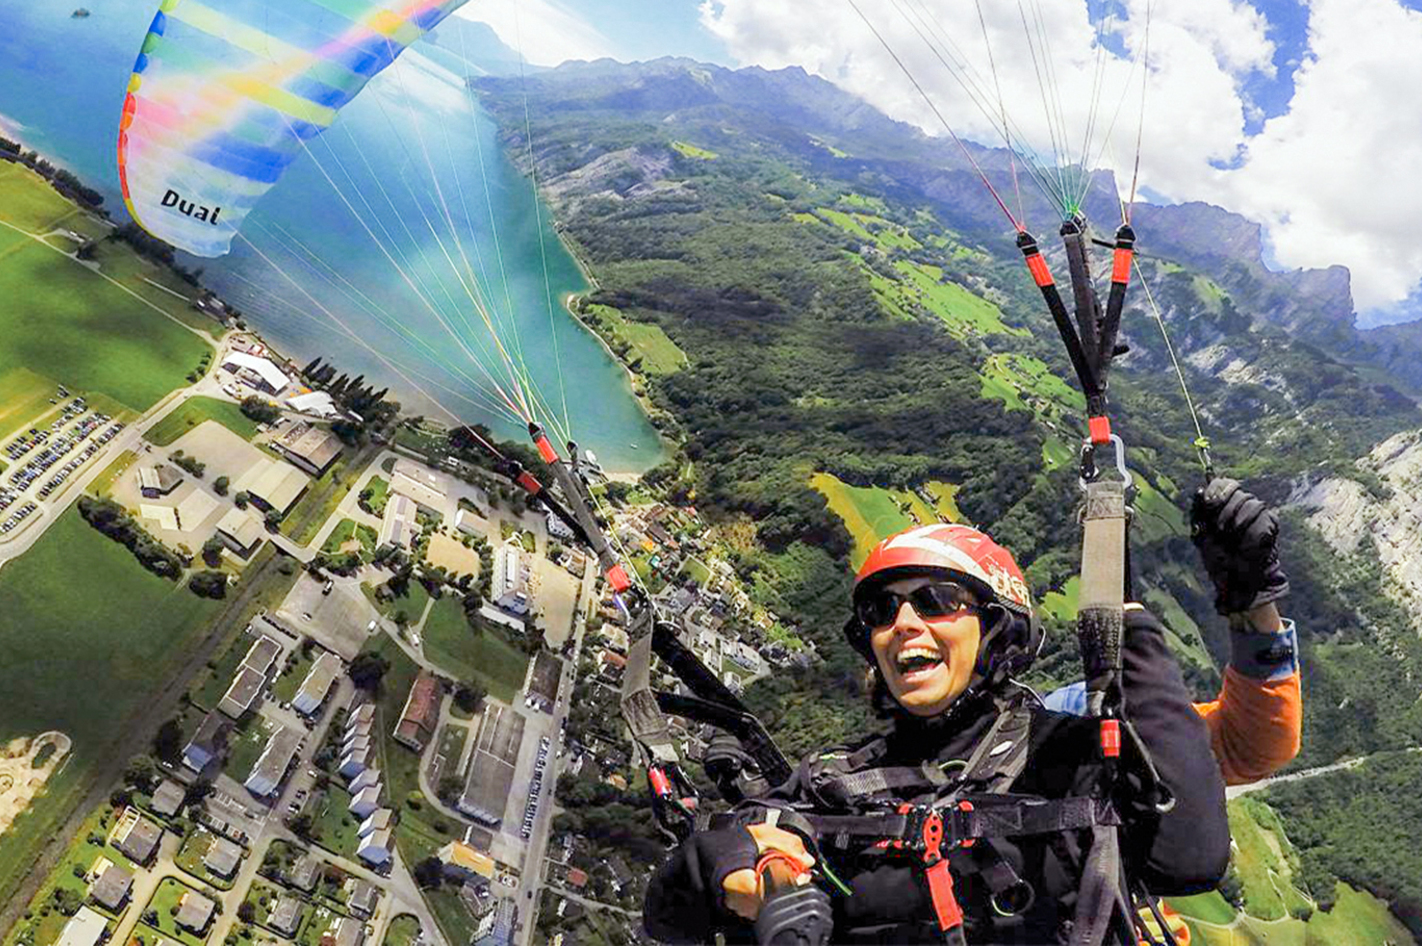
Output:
[855,523,1032,613]
[846,523,1040,684]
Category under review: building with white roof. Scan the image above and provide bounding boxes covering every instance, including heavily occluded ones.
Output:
[274,422,344,476]
[216,507,264,558]
[378,493,418,551]
[284,390,340,418]
[390,458,446,514]
[349,785,382,819]
[223,351,290,394]
[234,460,309,515]
[56,907,107,946]
[493,544,532,617]
[292,652,342,716]
[357,828,392,867]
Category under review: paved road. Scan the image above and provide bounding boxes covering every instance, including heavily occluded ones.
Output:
[515,555,597,946]
[1225,746,1422,799]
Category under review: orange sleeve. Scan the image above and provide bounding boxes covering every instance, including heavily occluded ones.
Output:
[1193,666,1302,786]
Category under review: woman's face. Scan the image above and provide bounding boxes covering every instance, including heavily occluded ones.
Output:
[868,577,983,717]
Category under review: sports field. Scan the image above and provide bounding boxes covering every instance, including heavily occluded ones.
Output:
[145,396,260,447]
[0,166,214,413]
[0,507,220,900]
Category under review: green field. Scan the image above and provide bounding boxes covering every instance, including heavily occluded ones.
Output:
[581,303,687,376]
[1038,575,1080,623]
[360,475,391,515]
[979,353,1085,419]
[273,646,320,704]
[1132,475,1187,543]
[893,261,1025,339]
[671,140,719,160]
[0,508,220,898]
[421,598,528,702]
[190,634,257,711]
[224,716,275,781]
[310,785,362,858]
[363,579,432,625]
[0,368,65,442]
[145,397,259,447]
[0,167,213,412]
[810,472,959,568]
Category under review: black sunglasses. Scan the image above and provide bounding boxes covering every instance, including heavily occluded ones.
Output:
[855,580,981,628]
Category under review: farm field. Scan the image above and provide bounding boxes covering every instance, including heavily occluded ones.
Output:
[810,472,961,568]
[421,598,528,702]
[0,507,220,901]
[145,397,259,447]
[580,303,687,376]
[0,167,213,412]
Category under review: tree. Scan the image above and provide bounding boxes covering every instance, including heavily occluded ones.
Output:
[453,682,486,714]
[413,857,444,889]
[265,508,284,530]
[234,491,250,509]
[189,570,228,599]
[348,651,390,691]
[237,902,255,924]
[289,813,313,838]
[240,396,281,425]
[213,475,230,496]
[153,718,184,764]
[184,777,215,807]
[201,536,225,568]
[125,755,159,793]
[436,774,462,803]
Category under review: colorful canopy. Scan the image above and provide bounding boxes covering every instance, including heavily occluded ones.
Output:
[118,0,471,257]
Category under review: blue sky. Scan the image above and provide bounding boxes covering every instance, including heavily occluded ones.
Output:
[465,1,1422,326]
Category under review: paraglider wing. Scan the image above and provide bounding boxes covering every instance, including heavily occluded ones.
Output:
[117,0,472,257]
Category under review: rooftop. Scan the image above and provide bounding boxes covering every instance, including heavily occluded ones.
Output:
[245,725,303,796]
[218,666,267,718]
[394,671,441,750]
[216,506,264,551]
[150,779,186,817]
[293,652,342,714]
[270,896,303,934]
[378,493,418,550]
[275,422,344,472]
[234,460,309,514]
[90,862,133,909]
[223,351,290,391]
[285,390,340,418]
[438,840,495,877]
[116,814,163,862]
[56,907,107,946]
[203,835,244,877]
[175,889,217,930]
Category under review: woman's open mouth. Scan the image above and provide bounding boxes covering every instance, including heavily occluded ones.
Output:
[895,645,944,683]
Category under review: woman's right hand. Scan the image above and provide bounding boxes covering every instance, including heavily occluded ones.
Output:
[722,824,817,920]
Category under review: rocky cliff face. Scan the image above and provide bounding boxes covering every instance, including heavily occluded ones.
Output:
[1289,430,1422,620]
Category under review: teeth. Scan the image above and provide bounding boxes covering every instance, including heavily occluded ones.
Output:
[896,646,943,671]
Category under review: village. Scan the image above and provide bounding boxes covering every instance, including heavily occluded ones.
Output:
[2,332,813,946]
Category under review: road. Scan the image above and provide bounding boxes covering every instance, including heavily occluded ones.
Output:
[1226,746,1422,799]
[515,554,598,946]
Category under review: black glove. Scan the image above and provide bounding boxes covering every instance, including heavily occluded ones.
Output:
[1191,477,1289,615]
[644,825,759,942]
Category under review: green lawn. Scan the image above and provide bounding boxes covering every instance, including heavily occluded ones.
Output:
[273,646,319,704]
[360,475,390,516]
[322,518,378,556]
[0,367,64,443]
[0,167,213,411]
[383,914,422,946]
[810,472,918,569]
[421,599,528,703]
[140,877,216,946]
[1,805,139,946]
[310,786,362,858]
[173,829,237,890]
[671,140,719,160]
[892,260,1026,339]
[224,716,275,781]
[362,580,431,625]
[679,556,712,587]
[191,634,258,711]
[0,508,221,899]
[145,397,259,447]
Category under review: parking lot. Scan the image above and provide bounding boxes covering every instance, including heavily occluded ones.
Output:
[277,573,381,659]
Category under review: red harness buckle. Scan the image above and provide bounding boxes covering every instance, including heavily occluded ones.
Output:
[921,811,965,932]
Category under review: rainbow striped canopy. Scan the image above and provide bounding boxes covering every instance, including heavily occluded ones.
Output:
[118,0,471,257]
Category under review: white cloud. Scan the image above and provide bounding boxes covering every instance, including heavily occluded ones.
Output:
[1205,0,1422,312]
[698,0,1422,316]
[456,0,618,68]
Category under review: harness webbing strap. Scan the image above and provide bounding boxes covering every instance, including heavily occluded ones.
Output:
[802,796,1120,850]
[1077,479,1129,712]
[1069,825,1132,946]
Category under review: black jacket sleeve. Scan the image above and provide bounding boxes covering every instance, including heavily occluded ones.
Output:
[1117,605,1231,893]
[643,825,759,943]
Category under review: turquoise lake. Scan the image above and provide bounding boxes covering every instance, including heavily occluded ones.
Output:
[0,0,664,472]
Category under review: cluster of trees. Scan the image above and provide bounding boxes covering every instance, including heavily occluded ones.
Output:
[78,495,185,578]
[298,357,399,439]
[240,395,281,425]
[553,770,666,870]
[169,450,206,478]
[188,569,227,599]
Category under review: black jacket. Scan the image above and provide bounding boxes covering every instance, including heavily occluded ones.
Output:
[644,607,1230,944]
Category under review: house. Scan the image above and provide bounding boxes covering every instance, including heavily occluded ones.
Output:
[222,350,290,394]
[203,835,244,879]
[274,422,344,477]
[288,853,321,892]
[244,725,302,798]
[348,785,382,819]
[605,856,634,894]
[175,889,217,933]
[347,703,375,729]
[269,896,304,937]
[378,493,418,551]
[138,464,184,498]
[331,917,367,946]
[474,898,517,946]
[437,840,495,882]
[358,808,392,838]
[55,907,107,946]
[114,813,163,866]
[390,458,446,514]
[393,670,441,752]
[218,634,281,717]
[215,507,265,560]
[343,733,372,759]
[150,778,187,818]
[545,510,575,542]
[234,459,309,515]
[356,829,392,868]
[291,651,342,716]
[349,766,381,794]
[182,711,231,772]
[284,389,340,419]
[338,744,371,779]
[492,544,532,616]
[89,862,133,911]
[564,867,589,890]
[347,878,380,918]
[454,507,487,536]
